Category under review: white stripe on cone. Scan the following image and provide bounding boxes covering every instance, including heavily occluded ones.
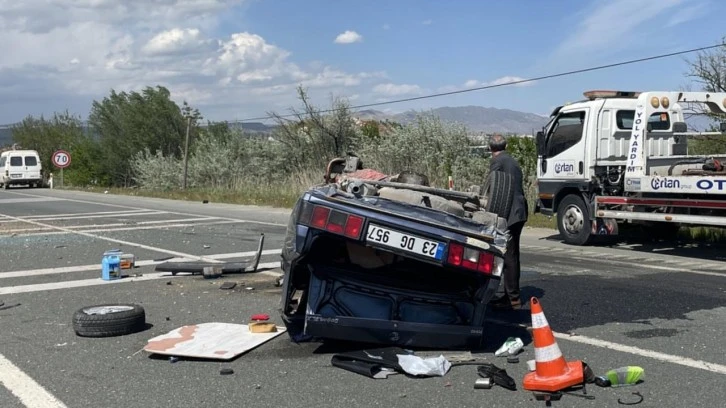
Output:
[532,312,549,329]
[534,343,563,363]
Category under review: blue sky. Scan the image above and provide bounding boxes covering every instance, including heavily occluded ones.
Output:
[0,0,724,124]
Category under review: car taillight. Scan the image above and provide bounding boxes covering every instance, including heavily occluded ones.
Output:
[446,242,498,276]
[300,203,365,239]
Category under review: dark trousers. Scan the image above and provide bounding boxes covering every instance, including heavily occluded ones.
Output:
[497,221,524,301]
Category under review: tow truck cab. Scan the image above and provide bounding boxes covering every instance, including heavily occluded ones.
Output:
[534,90,693,244]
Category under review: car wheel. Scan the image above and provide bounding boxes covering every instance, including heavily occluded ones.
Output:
[481,170,514,219]
[72,304,146,337]
[557,194,591,245]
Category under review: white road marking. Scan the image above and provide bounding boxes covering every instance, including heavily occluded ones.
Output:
[0,210,165,224]
[554,332,726,375]
[2,190,288,227]
[487,317,726,376]
[0,197,65,204]
[0,262,282,295]
[0,249,283,279]
[0,209,154,223]
[0,353,68,408]
[0,212,225,263]
[1,217,228,235]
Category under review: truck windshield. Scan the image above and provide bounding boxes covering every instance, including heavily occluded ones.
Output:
[616,110,671,131]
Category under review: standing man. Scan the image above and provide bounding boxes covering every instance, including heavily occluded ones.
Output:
[487,134,528,311]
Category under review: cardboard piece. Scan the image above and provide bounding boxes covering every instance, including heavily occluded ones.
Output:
[144,322,286,360]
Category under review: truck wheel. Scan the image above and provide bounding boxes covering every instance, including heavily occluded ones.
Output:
[482,171,514,219]
[557,194,591,245]
[72,304,146,337]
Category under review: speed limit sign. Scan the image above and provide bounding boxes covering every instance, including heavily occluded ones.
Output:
[52,150,72,169]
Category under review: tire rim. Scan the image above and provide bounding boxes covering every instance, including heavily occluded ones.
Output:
[83,305,134,315]
[562,204,585,235]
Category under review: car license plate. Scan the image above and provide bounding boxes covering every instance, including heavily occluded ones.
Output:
[10,174,21,179]
[366,224,445,260]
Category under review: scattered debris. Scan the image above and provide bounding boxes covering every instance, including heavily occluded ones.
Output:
[169,356,179,363]
[202,200,209,204]
[245,287,254,291]
[495,337,524,357]
[54,245,66,249]
[155,234,265,276]
[474,377,493,389]
[478,364,517,391]
[219,282,237,290]
[220,368,234,375]
[618,392,644,405]
[155,256,175,262]
[249,314,277,333]
[0,302,21,311]
[202,266,222,279]
[143,322,286,360]
[507,356,520,364]
[203,245,211,249]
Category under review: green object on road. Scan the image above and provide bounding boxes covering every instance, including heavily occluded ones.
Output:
[595,366,645,387]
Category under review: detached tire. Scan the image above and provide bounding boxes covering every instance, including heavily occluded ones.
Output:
[557,194,591,245]
[482,171,514,219]
[72,304,146,338]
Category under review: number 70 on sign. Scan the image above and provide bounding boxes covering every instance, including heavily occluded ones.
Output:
[52,150,72,169]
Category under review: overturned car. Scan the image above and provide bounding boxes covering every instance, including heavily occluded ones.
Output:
[279,155,515,349]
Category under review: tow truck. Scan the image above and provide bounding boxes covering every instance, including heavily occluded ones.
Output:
[534,90,726,245]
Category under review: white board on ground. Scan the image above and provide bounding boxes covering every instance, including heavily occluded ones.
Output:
[143,322,286,360]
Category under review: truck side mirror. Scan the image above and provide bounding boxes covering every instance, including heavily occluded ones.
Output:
[673,122,688,133]
[536,131,546,157]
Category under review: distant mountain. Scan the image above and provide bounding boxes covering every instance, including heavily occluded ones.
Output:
[353,106,548,134]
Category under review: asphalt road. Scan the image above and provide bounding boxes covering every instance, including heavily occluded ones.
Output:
[1,187,726,408]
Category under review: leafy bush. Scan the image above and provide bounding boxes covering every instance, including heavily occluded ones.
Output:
[359,113,490,188]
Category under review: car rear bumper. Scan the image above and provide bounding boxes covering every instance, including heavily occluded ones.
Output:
[303,314,485,349]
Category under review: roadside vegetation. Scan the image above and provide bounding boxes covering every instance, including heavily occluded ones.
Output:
[5,38,726,242]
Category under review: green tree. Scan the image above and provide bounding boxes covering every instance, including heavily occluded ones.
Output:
[88,85,192,186]
[684,37,726,153]
[11,111,86,178]
[269,86,361,174]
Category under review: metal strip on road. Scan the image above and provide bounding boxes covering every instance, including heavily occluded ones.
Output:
[0,262,283,296]
[0,353,68,408]
[0,249,283,279]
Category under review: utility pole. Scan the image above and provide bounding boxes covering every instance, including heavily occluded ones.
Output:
[182,116,191,189]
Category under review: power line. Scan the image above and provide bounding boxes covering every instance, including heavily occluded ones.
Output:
[237,42,725,122]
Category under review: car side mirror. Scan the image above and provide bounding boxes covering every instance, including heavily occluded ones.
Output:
[720,122,726,132]
[536,131,546,157]
[673,122,687,133]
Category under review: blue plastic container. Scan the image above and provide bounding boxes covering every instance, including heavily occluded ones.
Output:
[101,250,123,281]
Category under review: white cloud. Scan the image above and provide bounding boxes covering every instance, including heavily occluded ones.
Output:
[372,83,424,96]
[421,19,433,25]
[382,23,390,30]
[553,0,695,56]
[440,76,534,93]
[0,1,389,122]
[334,30,363,44]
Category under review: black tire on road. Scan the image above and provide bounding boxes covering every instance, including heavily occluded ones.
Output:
[482,170,514,219]
[72,304,146,338]
[557,194,591,246]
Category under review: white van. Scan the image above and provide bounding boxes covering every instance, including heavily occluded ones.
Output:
[0,149,43,189]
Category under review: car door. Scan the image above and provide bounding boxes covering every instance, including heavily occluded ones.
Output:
[8,154,23,181]
[23,154,41,180]
[539,108,590,182]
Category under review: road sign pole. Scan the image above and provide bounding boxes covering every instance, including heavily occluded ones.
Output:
[61,168,64,188]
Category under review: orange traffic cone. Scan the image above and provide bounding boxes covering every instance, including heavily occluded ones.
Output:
[523,297,584,392]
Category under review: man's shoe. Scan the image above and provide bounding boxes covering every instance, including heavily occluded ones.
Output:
[489,297,522,311]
